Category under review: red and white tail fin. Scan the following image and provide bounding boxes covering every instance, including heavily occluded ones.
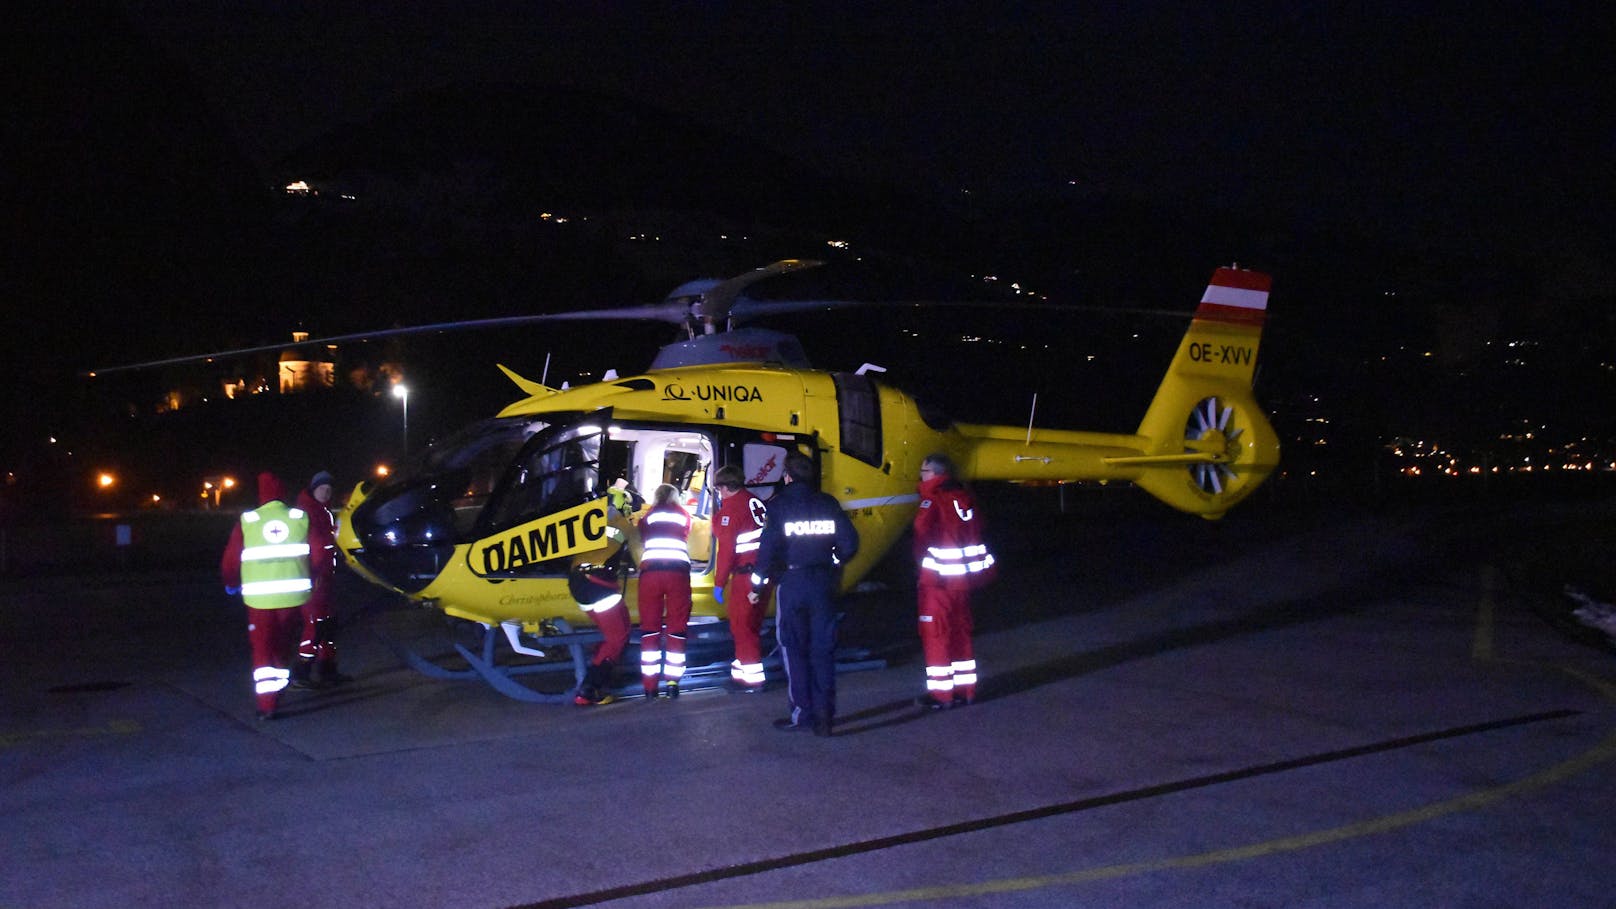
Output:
[1196,267,1271,328]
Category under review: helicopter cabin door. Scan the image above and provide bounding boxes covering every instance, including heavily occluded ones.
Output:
[602,423,717,570]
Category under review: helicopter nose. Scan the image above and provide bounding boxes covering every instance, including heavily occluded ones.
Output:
[348,493,457,594]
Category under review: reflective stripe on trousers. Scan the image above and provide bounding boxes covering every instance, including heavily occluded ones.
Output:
[254,665,290,695]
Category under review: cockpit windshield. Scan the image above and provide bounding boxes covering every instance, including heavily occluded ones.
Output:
[392,416,548,496]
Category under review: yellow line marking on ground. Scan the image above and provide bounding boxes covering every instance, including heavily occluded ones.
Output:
[0,720,141,749]
[694,565,1616,909]
[698,723,1616,909]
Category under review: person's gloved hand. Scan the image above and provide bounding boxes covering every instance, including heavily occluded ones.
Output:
[225,586,241,596]
[713,586,725,605]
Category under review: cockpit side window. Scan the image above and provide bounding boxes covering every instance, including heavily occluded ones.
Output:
[832,372,883,468]
[479,423,605,533]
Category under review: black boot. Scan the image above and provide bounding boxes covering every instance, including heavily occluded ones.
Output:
[289,656,318,689]
[311,619,352,685]
[310,660,352,687]
[574,661,617,705]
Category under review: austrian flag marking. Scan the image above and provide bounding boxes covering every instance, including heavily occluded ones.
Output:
[1195,267,1271,327]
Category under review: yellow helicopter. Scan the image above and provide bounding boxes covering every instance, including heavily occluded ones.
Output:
[90,257,1278,700]
[313,258,1278,699]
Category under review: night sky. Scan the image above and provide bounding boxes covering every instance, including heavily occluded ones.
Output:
[5,3,1613,477]
[112,3,1613,259]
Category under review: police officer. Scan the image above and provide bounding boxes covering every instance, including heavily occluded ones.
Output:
[750,452,858,736]
[220,472,313,721]
[710,464,771,692]
[913,453,996,709]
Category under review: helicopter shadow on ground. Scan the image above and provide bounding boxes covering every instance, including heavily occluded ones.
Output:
[827,573,1392,738]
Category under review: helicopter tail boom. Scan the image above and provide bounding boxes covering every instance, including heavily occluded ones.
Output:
[1128,266,1279,517]
[953,266,1278,519]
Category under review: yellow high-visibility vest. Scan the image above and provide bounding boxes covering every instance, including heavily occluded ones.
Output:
[239,502,312,609]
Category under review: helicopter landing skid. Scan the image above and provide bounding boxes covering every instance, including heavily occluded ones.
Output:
[375,619,593,703]
[380,617,887,704]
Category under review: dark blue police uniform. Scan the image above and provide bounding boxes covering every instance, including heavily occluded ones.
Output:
[751,480,859,733]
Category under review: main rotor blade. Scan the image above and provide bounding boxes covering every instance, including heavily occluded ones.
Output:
[695,258,823,327]
[85,259,829,376]
[82,311,659,376]
[84,266,1194,376]
[727,298,1196,324]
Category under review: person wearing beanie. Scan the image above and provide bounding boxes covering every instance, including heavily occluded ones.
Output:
[293,470,350,687]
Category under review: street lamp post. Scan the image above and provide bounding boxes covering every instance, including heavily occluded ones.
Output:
[393,383,410,455]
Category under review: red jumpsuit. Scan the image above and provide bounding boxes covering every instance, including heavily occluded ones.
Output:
[914,474,997,706]
[220,473,309,718]
[570,510,632,705]
[637,500,692,696]
[294,485,339,678]
[712,489,772,689]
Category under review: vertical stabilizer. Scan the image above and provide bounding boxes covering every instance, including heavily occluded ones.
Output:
[1129,267,1280,517]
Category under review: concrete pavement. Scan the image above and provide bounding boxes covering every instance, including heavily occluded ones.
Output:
[3,492,1614,908]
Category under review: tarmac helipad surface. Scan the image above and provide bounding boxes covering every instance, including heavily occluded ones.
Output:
[3,491,1615,908]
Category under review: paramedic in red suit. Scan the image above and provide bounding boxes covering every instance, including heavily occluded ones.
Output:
[637,483,693,699]
[220,472,312,720]
[293,470,348,686]
[711,464,771,692]
[571,506,633,706]
[913,453,997,709]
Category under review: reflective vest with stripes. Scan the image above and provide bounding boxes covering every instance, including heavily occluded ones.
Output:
[239,503,312,609]
[638,502,691,571]
[914,478,997,590]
